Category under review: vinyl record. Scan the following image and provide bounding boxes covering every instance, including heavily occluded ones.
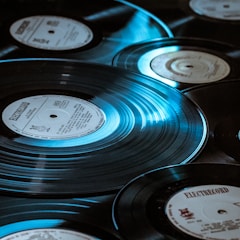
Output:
[0,194,120,239]
[0,0,172,64]
[183,80,240,164]
[112,163,240,240]
[181,0,240,23]
[166,0,240,47]
[112,37,240,90]
[0,58,207,197]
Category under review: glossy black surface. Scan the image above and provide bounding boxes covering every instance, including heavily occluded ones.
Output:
[183,80,240,164]
[0,2,239,239]
[0,59,207,196]
[0,193,120,239]
[113,163,240,239]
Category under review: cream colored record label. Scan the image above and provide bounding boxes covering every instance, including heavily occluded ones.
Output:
[10,15,94,50]
[1,228,99,240]
[150,50,230,84]
[2,95,105,140]
[165,185,240,239]
[189,0,240,20]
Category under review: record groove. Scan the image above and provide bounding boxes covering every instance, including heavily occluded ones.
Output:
[0,194,119,239]
[183,80,240,164]
[0,59,207,196]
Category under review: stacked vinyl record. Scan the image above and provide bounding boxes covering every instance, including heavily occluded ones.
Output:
[112,37,240,90]
[0,0,172,64]
[0,1,176,239]
[0,0,240,239]
[0,59,207,196]
[0,58,209,240]
[113,163,240,240]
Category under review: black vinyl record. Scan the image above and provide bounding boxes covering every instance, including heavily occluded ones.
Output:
[0,58,207,197]
[180,0,240,24]
[0,194,120,239]
[167,0,240,47]
[112,163,240,240]
[183,80,240,164]
[0,0,172,64]
[112,37,240,90]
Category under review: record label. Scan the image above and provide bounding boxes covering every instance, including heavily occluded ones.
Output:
[1,228,97,240]
[2,94,105,140]
[9,15,94,50]
[189,0,240,20]
[166,184,240,239]
[149,50,230,84]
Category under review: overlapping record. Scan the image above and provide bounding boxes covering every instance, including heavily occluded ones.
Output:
[112,37,240,90]
[0,58,207,196]
[181,0,240,23]
[183,80,240,164]
[170,0,240,46]
[0,0,172,64]
[0,194,120,239]
[112,163,240,240]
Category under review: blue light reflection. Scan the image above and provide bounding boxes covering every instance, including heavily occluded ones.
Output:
[0,219,64,237]
[137,46,181,87]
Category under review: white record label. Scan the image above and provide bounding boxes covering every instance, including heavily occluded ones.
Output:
[189,0,240,20]
[165,185,240,239]
[2,95,105,140]
[1,228,99,240]
[150,50,230,84]
[10,15,94,50]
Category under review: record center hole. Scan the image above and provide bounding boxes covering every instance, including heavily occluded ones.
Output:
[50,114,58,118]
[218,209,228,214]
[48,30,55,34]
[185,65,194,68]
